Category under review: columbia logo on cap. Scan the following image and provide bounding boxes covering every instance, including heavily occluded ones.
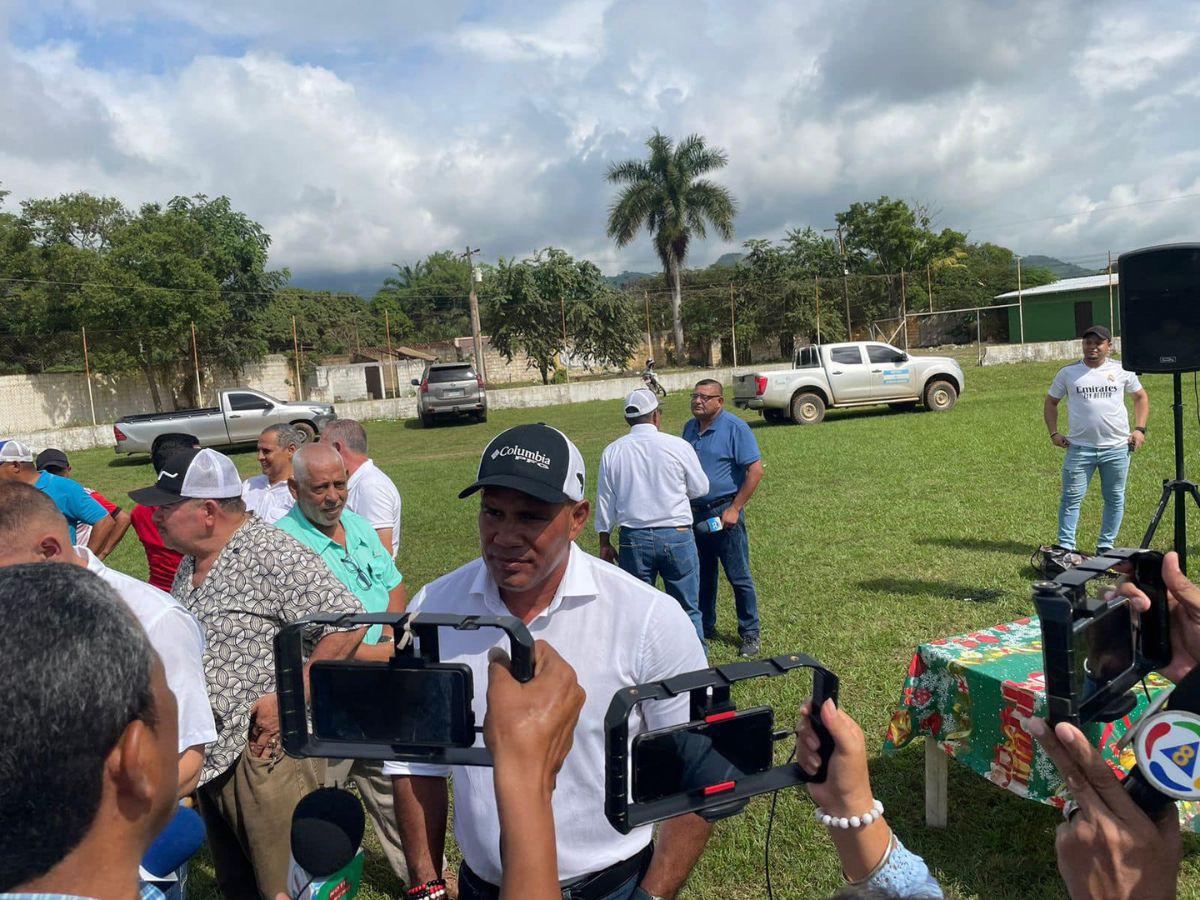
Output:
[490,444,552,470]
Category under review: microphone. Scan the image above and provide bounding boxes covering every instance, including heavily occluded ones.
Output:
[286,788,366,900]
[140,805,205,882]
[1125,665,1200,818]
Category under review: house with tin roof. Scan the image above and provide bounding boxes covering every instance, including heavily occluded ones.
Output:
[995,273,1119,342]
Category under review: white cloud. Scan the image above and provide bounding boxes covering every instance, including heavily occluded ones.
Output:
[1,0,1199,281]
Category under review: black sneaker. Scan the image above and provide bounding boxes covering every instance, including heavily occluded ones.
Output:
[739,634,761,657]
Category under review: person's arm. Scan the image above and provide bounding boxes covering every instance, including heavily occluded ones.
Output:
[721,460,763,529]
[1027,717,1179,899]
[373,526,394,557]
[355,580,407,661]
[391,775,449,885]
[680,445,710,500]
[1045,395,1069,447]
[85,514,115,554]
[1129,388,1149,450]
[177,746,205,798]
[485,641,586,899]
[637,815,713,898]
[98,508,131,559]
[595,456,618,563]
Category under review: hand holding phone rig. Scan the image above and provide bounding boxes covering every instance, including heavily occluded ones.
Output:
[1035,548,1171,727]
[275,612,533,767]
[604,653,838,834]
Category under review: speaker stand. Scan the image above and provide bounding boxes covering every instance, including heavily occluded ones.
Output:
[1140,373,1200,573]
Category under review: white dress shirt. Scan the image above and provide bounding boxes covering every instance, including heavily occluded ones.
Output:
[383,542,707,883]
[595,424,710,533]
[347,458,402,557]
[80,548,217,753]
[240,475,295,524]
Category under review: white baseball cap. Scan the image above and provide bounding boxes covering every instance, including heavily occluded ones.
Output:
[0,440,34,463]
[128,447,242,505]
[623,389,660,417]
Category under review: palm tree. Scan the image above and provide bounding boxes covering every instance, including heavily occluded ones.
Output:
[606,131,737,359]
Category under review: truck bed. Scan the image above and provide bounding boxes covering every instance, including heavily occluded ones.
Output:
[117,406,220,424]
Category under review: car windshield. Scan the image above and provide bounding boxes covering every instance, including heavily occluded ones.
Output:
[428,366,476,384]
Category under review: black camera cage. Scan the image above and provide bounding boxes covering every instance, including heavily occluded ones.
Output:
[275,612,534,766]
[604,653,838,834]
[1036,548,1170,727]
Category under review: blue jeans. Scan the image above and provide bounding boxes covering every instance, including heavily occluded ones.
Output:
[1058,443,1131,551]
[618,527,703,643]
[459,866,643,899]
[693,502,760,638]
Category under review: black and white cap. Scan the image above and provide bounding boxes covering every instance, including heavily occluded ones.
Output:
[128,448,243,506]
[459,424,586,504]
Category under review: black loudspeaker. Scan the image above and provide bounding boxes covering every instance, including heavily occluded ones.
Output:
[1118,243,1200,373]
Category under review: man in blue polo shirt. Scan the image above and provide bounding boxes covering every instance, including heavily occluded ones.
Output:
[273,440,411,884]
[682,379,764,656]
[0,439,113,552]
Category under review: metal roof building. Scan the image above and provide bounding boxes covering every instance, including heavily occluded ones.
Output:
[994,273,1120,342]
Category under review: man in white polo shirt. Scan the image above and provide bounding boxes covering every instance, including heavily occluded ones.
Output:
[240,423,301,524]
[322,418,402,558]
[596,389,709,642]
[386,424,711,900]
[1044,324,1150,554]
[0,481,217,796]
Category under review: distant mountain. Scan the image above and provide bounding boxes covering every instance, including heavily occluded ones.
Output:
[711,252,744,268]
[286,267,393,297]
[1021,255,1099,279]
[604,270,657,287]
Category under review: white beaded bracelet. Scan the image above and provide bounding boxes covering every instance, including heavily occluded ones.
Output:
[813,798,883,829]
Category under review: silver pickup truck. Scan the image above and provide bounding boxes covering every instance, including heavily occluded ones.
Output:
[733,341,964,424]
[113,389,336,455]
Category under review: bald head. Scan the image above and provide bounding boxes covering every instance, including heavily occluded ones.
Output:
[290,443,348,530]
[0,482,74,567]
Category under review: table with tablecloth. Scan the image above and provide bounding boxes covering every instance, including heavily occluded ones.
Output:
[882,614,1200,829]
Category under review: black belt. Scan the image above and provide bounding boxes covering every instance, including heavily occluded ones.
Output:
[460,843,653,900]
[691,494,736,514]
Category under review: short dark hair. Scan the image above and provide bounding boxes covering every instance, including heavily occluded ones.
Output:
[152,433,200,475]
[625,412,656,426]
[0,564,156,890]
[0,481,68,544]
[322,419,368,454]
[694,378,723,396]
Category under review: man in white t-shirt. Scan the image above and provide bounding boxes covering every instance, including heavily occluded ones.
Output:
[241,423,301,524]
[596,388,710,642]
[322,418,402,558]
[1044,325,1150,553]
[386,424,711,900]
[0,481,217,795]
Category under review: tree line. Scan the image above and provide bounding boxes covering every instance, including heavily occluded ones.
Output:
[0,134,1056,406]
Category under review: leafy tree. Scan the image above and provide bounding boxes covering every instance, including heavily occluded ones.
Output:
[485,248,641,384]
[372,250,471,342]
[606,131,737,360]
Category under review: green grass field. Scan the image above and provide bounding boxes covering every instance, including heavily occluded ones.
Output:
[70,360,1200,899]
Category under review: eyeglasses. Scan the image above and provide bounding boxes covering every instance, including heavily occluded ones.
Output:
[690,393,723,402]
[341,556,374,591]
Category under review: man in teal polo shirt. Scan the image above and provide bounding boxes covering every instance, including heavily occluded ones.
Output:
[274,441,411,882]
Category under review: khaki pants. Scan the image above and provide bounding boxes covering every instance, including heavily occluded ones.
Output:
[326,758,411,885]
[197,750,326,900]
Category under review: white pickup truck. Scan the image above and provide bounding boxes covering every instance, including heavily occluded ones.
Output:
[733,341,965,424]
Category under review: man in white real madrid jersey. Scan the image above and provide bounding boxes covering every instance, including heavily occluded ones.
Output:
[386,424,711,900]
[1044,324,1149,555]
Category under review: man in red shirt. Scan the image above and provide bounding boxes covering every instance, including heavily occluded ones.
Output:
[131,433,198,590]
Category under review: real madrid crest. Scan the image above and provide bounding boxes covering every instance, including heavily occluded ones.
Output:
[1134,709,1200,800]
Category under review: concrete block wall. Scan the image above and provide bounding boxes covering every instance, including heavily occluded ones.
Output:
[981,337,1122,366]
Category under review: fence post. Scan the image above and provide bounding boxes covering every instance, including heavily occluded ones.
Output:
[814,276,821,345]
[559,295,570,381]
[190,321,202,405]
[81,327,97,427]
[977,309,983,365]
[729,282,738,368]
[900,268,909,350]
[292,315,304,402]
[383,308,394,398]
[927,265,933,313]
[1107,251,1115,331]
[644,291,652,359]
[1017,256,1025,344]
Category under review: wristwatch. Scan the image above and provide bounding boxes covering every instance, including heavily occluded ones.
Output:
[1135,426,1147,434]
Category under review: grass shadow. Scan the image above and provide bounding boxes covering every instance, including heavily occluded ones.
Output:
[857,577,1004,603]
[918,536,1034,555]
[107,454,149,468]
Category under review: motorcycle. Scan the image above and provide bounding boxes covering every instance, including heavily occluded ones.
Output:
[641,359,667,397]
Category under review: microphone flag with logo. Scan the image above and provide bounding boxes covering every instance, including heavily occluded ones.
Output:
[286,788,365,900]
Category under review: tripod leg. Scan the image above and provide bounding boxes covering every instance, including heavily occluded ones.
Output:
[1142,480,1173,549]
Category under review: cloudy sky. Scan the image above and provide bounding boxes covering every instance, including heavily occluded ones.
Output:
[2,0,1199,286]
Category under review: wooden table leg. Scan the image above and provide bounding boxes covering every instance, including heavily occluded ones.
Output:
[925,736,948,828]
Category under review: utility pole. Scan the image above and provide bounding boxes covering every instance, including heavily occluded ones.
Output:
[814,276,822,345]
[825,225,852,339]
[1107,250,1115,331]
[462,247,488,383]
[729,283,738,368]
[190,321,203,404]
[1016,255,1026,344]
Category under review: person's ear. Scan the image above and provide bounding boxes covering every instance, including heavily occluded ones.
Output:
[106,719,158,808]
[37,532,70,561]
[568,499,590,541]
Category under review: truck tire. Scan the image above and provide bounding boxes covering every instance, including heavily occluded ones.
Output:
[421,411,435,427]
[292,421,317,443]
[790,392,826,425]
[923,380,958,412]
